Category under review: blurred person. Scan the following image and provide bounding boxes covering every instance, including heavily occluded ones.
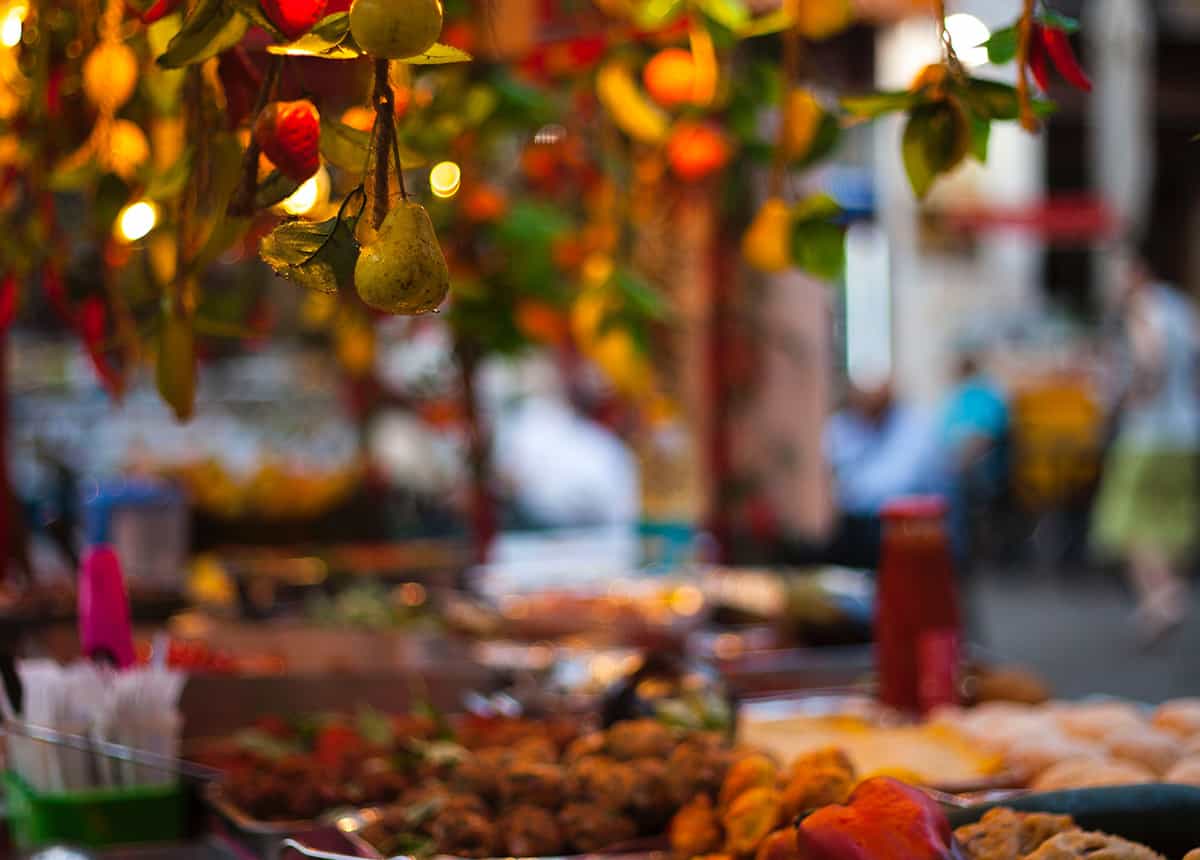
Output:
[820,380,947,569]
[490,356,638,529]
[941,350,1010,562]
[1092,261,1200,641]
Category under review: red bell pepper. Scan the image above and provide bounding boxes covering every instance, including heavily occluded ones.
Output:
[796,777,959,860]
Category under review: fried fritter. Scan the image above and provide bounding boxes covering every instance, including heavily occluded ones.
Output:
[500,760,567,808]
[669,794,723,859]
[559,802,638,853]
[431,809,499,858]
[500,804,566,857]
[722,786,782,856]
[566,755,638,810]
[666,735,732,806]
[780,765,854,820]
[608,719,677,760]
[565,731,607,763]
[955,808,1078,860]
[755,828,802,860]
[1023,831,1165,860]
[720,754,779,812]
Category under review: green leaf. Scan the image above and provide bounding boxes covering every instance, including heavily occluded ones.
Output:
[792,193,842,223]
[841,90,916,119]
[227,0,286,38]
[983,24,1018,65]
[1033,98,1057,117]
[694,0,750,32]
[157,0,249,68]
[901,100,970,199]
[793,112,841,170]
[320,115,371,173]
[266,11,360,58]
[146,148,193,201]
[255,170,303,209]
[633,0,685,29]
[259,215,359,294]
[614,268,670,321]
[48,157,98,192]
[463,85,498,127]
[968,114,990,162]
[791,218,845,281]
[403,42,472,64]
[739,9,792,38]
[961,78,1020,120]
[1038,8,1079,33]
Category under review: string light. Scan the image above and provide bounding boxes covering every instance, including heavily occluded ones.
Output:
[115,200,158,242]
[0,2,27,47]
[429,160,461,198]
[945,13,991,68]
[279,166,329,216]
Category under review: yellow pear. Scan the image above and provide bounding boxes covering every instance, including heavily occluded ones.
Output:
[742,198,793,273]
[354,201,450,314]
[782,88,824,162]
[349,0,443,60]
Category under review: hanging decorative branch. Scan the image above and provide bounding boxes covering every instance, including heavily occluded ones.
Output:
[1016,0,1039,132]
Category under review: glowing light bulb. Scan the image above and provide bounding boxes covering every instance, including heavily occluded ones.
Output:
[945,13,991,68]
[429,161,461,198]
[1,7,23,47]
[115,201,158,242]
[279,166,329,216]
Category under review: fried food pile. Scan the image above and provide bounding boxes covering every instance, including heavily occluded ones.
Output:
[360,719,736,858]
[955,808,1167,860]
[668,747,858,860]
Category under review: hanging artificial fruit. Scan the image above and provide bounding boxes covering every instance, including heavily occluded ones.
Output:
[349,0,444,59]
[1028,22,1091,92]
[742,199,793,273]
[261,0,329,39]
[254,100,321,183]
[642,48,697,109]
[354,200,450,314]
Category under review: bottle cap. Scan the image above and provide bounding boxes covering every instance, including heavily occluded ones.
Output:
[881,495,947,520]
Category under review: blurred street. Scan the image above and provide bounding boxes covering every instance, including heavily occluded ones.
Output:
[972,570,1200,702]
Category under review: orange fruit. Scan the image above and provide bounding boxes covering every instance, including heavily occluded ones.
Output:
[642,48,696,109]
[516,301,568,346]
[461,184,508,222]
[667,122,730,182]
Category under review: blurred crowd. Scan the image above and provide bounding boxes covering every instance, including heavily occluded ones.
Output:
[811,260,1200,644]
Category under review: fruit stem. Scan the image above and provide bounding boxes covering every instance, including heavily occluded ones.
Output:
[228,55,283,217]
[370,59,406,229]
[769,24,801,198]
[1015,0,1039,132]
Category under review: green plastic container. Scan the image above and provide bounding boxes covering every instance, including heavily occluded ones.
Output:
[4,772,186,849]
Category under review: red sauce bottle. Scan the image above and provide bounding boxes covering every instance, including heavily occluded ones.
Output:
[875,496,962,715]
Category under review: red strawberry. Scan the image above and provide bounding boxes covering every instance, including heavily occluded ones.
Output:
[260,0,328,40]
[254,99,321,183]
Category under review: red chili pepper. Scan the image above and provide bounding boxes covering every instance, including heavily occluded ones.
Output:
[140,0,184,24]
[1040,25,1092,92]
[1028,25,1052,92]
[79,296,123,396]
[0,273,17,329]
[42,264,73,325]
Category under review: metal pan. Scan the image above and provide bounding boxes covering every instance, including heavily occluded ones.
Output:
[947,783,1200,859]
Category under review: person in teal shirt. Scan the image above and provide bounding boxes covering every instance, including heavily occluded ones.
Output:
[941,351,1009,561]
